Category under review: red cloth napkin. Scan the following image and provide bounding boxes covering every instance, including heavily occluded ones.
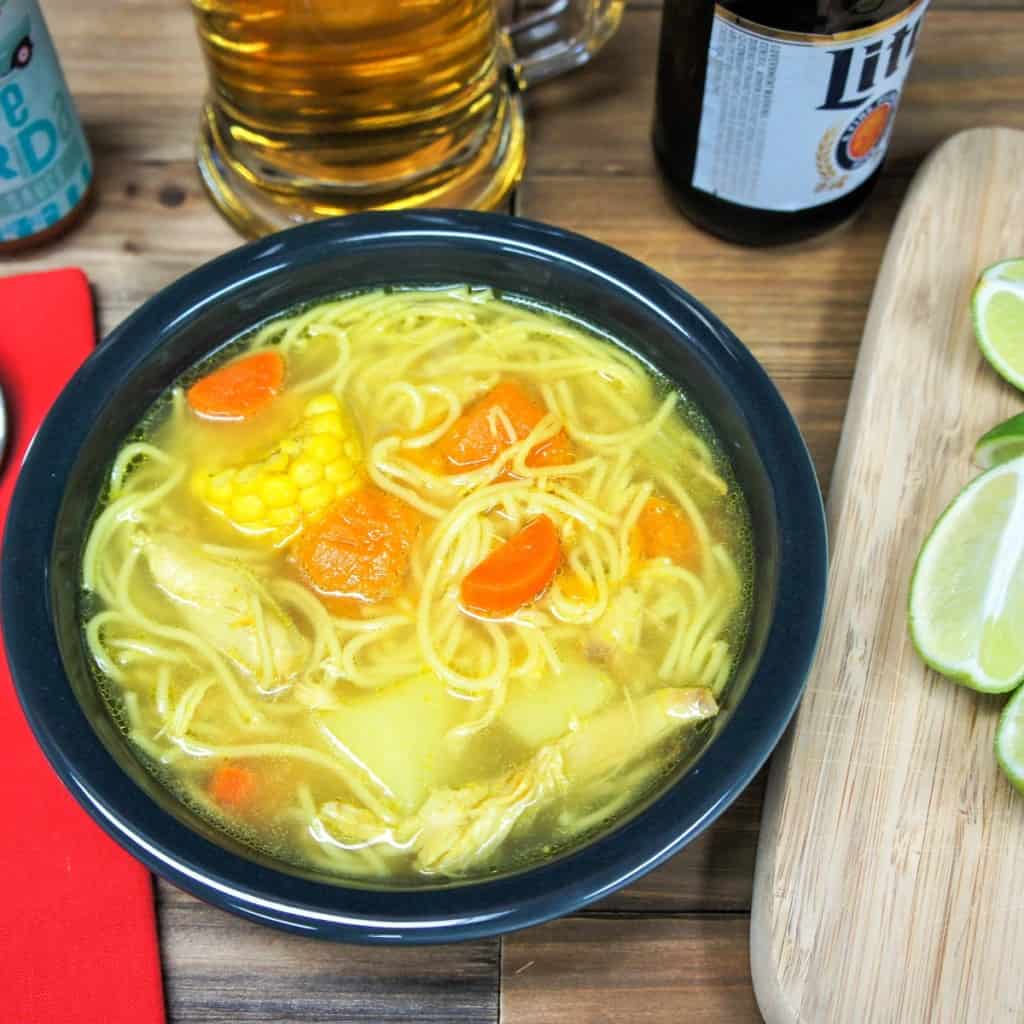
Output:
[0,270,166,1023]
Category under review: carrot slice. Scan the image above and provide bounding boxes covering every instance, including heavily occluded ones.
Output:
[461,515,562,617]
[293,485,421,606]
[187,350,285,421]
[635,496,699,569]
[438,380,573,474]
[209,763,256,808]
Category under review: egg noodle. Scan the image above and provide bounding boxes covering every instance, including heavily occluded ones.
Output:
[80,287,750,880]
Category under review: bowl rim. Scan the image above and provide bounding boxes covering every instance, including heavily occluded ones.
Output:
[1,209,826,943]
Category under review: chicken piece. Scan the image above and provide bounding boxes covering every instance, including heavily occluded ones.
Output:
[586,586,643,661]
[316,686,718,875]
[558,686,717,783]
[143,532,307,683]
[406,746,567,874]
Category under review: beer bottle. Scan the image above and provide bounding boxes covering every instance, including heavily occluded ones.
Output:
[652,1,930,245]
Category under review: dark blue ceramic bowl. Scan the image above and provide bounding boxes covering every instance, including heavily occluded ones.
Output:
[2,211,826,943]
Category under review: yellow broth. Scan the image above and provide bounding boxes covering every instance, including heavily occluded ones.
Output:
[82,288,752,883]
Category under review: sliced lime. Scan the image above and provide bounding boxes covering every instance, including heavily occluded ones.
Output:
[972,258,1024,391]
[974,411,1024,469]
[996,684,1024,794]
[908,454,1024,693]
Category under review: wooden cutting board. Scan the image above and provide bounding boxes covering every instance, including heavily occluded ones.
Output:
[750,127,1024,1023]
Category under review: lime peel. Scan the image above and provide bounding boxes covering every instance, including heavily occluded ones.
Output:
[970,409,1024,468]
[996,684,1024,795]
[974,412,1024,469]
[972,258,1024,392]
[909,454,1024,694]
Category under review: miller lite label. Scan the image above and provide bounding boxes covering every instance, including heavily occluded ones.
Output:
[690,0,929,212]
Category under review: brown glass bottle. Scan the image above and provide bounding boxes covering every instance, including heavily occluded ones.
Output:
[653,1,929,246]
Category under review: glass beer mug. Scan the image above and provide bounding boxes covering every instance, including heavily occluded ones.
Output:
[190,0,624,236]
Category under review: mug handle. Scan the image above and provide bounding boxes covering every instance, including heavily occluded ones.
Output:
[504,0,625,88]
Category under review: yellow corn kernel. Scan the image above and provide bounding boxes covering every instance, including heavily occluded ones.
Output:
[304,394,340,417]
[290,458,322,487]
[305,433,342,463]
[299,481,334,511]
[309,412,343,436]
[325,459,355,484]
[193,392,363,543]
[208,471,235,503]
[262,474,298,508]
[268,506,300,527]
[232,493,265,523]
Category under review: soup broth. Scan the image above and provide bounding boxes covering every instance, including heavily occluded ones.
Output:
[82,288,752,883]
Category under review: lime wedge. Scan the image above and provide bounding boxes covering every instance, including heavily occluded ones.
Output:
[909,454,1024,693]
[972,258,1024,391]
[996,684,1024,794]
[974,412,1024,469]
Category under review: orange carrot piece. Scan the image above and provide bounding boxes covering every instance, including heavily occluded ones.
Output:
[403,444,446,475]
[293,485,421,606]
[209,763,256,808]
[525,432,574,469]
[438,380,573,474]
[635,496,699,569]
[187,350,285,421]
[461,515,562,617]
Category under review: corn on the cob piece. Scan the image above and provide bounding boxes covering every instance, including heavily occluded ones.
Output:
[192,393,362,542]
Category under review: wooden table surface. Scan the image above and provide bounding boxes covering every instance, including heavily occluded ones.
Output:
[15,1,1024,1020]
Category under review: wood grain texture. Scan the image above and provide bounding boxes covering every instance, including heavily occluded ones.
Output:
[501,915,760,1022]
[750,127,1024,1024]
[157,882,499,1024]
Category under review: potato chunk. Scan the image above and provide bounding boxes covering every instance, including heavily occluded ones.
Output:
[318,674,467,812]
[500,660,615,750]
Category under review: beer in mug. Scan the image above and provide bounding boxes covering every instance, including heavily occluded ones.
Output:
[191,0,624,235]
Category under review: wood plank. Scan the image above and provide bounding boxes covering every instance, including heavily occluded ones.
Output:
[157,882,499,1024]
[7,157,238,336]
[501,915,759,1023]
[751,127,1024,1023]
[47,0,204,163]
[518,170,893,382]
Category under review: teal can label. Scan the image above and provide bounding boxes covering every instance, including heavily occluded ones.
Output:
[0,0,91,243]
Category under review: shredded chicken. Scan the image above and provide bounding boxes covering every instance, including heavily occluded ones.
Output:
[316,686,718,875]
[586,586,643,661]
[143,532,307,683]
